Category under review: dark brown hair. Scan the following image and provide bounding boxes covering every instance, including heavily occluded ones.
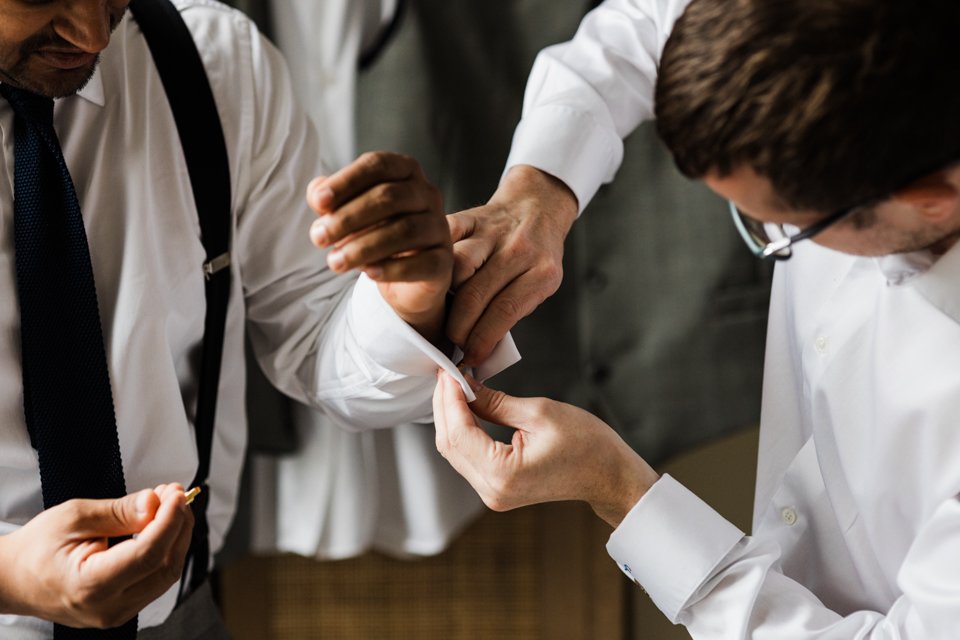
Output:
[655,0,960,213]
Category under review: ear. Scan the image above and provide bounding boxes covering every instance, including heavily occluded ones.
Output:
[893,174,958,222]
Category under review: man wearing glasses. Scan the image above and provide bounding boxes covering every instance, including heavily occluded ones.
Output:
[433,0,960,637]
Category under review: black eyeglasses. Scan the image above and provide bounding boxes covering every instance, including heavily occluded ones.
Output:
[728,155,960,260]
[728,200,864,261]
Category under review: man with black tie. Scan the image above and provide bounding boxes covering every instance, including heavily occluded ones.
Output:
[0,0,459,637]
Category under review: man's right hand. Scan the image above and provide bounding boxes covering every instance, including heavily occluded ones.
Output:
[446,165,578,366]
[0,483,193,629]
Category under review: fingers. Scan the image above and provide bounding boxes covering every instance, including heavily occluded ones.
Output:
[115,495,194,616]
[363,246,453,283]
[307,153,441,254]
[318,210,450,275]
[444,200,565,364]
[461,375,528,427]
[305,153,448,291]
[67,489,159,540]
[309,179,439,252]
[307,152,425,214]
[79,485,192,590]
[433,371,498,472]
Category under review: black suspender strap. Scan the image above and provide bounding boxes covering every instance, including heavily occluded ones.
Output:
[127,0,232,598]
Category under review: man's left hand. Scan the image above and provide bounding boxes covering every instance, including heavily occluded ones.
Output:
[432,370,659,528]
[307,151,452,343]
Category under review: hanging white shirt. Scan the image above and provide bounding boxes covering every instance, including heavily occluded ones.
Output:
[252,0,489,561]
[0,1,506,635]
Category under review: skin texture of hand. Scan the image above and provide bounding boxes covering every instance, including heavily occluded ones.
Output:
[433,371,659,528]
[306,152,452,345]
[0,483,193,629]
[446,165,578,366]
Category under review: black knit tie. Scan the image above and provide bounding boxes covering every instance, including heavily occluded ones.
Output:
[1,84,136,639]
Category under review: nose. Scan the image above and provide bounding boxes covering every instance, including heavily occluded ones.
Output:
[53,0,126,54]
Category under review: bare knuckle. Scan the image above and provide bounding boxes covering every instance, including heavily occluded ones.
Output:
[61,500,85,524]
[110,499,126,525]
[540,262,564,290]
[484,495,510,512]
[528,397,553,421]
[359,151,384,172]
[491,296,525,321]
[393,213,419,239]
[484,481,516,511]
[486,390,509,415]
[459,286,488,312]
[371,182,399,210]
[505,234,534,258]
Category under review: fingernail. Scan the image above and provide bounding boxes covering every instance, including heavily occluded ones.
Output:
[327,250,345,271]
[310,220,329,246]
[365,265,383,280]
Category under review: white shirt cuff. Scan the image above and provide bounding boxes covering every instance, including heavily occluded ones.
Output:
[348,273,520,401]
[606,474,744,623]
[504,104,623,214]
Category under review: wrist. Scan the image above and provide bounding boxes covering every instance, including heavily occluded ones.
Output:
[0,533,27,616]
[393,299,448,349]
[591,447,659,528]
[499,165,579,232]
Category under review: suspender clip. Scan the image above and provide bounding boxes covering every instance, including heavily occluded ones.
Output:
[202,252,230,280]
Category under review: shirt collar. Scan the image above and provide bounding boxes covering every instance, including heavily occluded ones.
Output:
[74,65,105,107]
[880,241,960,324]
[874,250,936,286]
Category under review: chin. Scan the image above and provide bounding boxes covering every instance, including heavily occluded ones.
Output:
[21,59,99,99]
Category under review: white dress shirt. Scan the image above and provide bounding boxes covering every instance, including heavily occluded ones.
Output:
[506,0,960,636]
[0,1,475,635]
[610,242,960,638]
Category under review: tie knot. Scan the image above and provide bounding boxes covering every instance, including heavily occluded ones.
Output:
[0,84,54,127]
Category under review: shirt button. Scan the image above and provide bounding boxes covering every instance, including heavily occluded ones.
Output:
[781,507,798,526]
[814,336,828,354]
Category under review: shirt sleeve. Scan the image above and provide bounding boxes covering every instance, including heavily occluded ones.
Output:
[208,10,451,431]
[504,0,694,212]
[608,474,960,639]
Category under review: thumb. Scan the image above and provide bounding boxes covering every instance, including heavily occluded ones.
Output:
[465,376,526,426]
[70,489,160,539]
